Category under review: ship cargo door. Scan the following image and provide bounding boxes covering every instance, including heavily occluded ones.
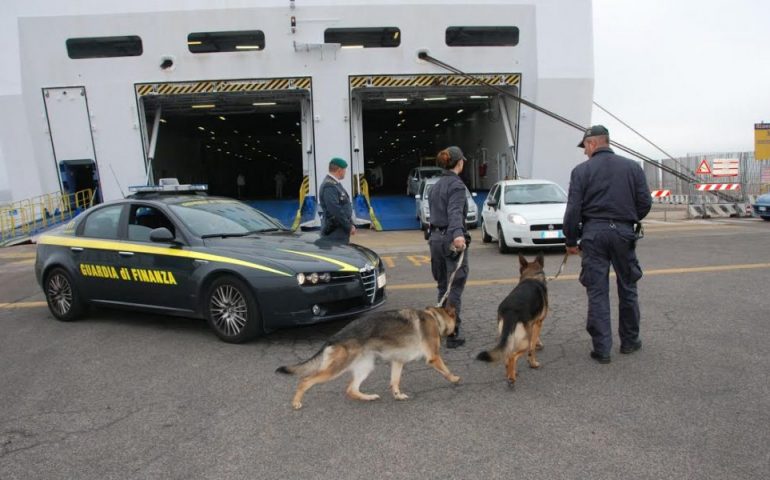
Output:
[349,74,521,230]
[43,87,102,203]
[136,78,314,228]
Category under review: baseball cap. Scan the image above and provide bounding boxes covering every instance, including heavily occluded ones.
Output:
[447,146,466,162]
[577,125,609,148]
[329,157,348,169]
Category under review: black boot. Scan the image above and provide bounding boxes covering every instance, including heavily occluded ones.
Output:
[446,325,465,349]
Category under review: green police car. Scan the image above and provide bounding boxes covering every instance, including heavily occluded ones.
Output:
[35,182,386,343]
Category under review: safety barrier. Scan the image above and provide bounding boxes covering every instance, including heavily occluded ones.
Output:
[290,176,311,231]
[0,189,94,245]
[686,183,750,219]
[356,175,382,231]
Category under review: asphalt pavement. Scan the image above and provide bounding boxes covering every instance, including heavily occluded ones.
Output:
[1,208,768,480]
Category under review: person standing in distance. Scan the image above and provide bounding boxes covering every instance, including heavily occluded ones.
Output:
[428,146,470,348]
[563,125,652,364]
[319,157,356,244]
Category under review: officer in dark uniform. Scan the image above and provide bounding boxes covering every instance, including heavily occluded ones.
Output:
[319,157,356,244]
[428,146,470,348]
[563,125,652,364]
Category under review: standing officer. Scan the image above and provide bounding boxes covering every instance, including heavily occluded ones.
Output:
[563,125,652,364]
[319,157,356,244]
[428,146,470,348]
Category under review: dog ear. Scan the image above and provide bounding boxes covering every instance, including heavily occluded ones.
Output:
[518,253,528,270]
[536,251,545,267]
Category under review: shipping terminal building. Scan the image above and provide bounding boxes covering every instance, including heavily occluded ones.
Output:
[0,0,593,230]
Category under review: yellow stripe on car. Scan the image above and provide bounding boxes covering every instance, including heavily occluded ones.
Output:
[37,235,292,277]
[280,249,359,272]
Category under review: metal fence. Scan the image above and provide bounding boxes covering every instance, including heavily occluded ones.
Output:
[644,151,767,198]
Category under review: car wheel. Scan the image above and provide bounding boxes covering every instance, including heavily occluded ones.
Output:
[205,275,261,343]
[498,225,511,254]
[44,267,86,321]
[762,216,770,221]
[481,222,492,243]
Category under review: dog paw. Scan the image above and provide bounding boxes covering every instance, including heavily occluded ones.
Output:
[448,375,461,384]
[394,392,410,401]
[360,393,381,402]
[507,378,516,388]
[292,401,303,410]
[529,361,541,369]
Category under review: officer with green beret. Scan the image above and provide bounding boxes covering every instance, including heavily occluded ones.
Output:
[319,157,356,243]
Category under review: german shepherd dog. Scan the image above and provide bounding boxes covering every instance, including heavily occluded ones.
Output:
[476,253,548,387]
[276,306,461,409]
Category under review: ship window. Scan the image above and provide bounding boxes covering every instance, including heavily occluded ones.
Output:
[188,30,265,53]
[66,36,143,59]
[324,27,401,48]
[445,27,519,47]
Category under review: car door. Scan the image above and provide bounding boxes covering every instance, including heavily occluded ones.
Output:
[75,204,127,302]
[483,184,501,234]
[119,203,197,312]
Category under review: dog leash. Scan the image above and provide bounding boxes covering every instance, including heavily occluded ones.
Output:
[546,252,569,282]
[436,248,465,308]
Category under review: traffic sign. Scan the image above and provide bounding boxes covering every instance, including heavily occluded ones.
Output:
[696,159,712,175]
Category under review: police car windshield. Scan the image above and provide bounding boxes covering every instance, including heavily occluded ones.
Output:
[503,184,567,205]
[169,199,288,237]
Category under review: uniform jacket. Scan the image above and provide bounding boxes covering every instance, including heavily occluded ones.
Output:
[319,174,353,239]
[563,146,652,247]
[428,171,468,241]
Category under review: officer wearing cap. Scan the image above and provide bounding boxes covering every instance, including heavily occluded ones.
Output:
[319,157,356,244]
[563,125,652,364]
[428,146,470,348]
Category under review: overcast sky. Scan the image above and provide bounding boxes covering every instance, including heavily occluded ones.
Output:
[591,0,770,158]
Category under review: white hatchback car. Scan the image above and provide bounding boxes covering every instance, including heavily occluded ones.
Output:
[415,176,478,239]
[481,179,568,252]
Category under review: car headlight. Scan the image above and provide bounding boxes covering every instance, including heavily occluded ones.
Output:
[297,272,333,286]
[507,214,527,225]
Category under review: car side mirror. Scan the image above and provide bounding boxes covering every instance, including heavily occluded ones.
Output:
[149,227,176,243]
[486,198,498,208]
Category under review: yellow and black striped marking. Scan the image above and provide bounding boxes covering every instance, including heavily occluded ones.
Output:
[136,77,312,97]
[349,73,520,89]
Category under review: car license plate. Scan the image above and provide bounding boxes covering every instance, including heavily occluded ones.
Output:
[377,272,387,289]
[540,230,563,239]
[760,206,767,212]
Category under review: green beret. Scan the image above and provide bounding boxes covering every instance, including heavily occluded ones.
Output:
[329,157,348,169]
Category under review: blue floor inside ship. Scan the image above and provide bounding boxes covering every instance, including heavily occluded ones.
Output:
[246,191,488,232]
[245,199,299,228]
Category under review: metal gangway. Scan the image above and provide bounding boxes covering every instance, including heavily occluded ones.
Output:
[0,189,94,246]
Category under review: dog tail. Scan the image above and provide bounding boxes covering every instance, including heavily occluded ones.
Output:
[276,343,328,376]
[476,314,518,363]
[476,347,503,363]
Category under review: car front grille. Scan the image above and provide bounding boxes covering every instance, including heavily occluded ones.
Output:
[360,268,377,304]
[530,223,563,231]
[532,238,566,245]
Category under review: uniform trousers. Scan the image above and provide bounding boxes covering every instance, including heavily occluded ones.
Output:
[579,221,643,355]
[429,231,469,324]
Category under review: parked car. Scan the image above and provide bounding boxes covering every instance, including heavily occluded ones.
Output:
[406,166,444,196]
[35,182,386,343]
[481,179,568,253]
[415,176,479,239]
[751,193,770,220]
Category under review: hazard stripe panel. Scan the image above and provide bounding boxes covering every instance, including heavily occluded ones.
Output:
[349,74,520,89]
[695,184,741,191]
[650,190,671,197]
[136,77,312,97]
